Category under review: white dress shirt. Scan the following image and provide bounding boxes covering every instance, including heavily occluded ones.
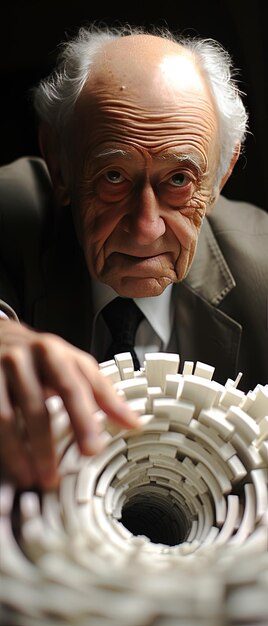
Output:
[90,281,176,366]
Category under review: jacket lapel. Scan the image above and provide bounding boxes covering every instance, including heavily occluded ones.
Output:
[172,217,242,384]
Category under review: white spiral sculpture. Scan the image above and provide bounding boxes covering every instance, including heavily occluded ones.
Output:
[0,352,268,626]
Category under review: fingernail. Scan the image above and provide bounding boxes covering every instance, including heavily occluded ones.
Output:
[117,405,141,426]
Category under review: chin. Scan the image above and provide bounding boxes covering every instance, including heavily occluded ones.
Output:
[107,276,173,298]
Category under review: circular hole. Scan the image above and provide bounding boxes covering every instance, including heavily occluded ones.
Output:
[120,488,192,546]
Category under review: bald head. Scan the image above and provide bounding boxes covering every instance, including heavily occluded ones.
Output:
[73,32,219,195]
[82,34,213,110]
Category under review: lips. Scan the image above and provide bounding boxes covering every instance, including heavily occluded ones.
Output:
[107,251,167,269]
[103,251,177,283]
[108,250,170,262]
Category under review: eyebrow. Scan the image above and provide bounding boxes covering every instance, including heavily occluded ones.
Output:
[95,149,130,159]
[155,152,205,174]
[94,148,205,174]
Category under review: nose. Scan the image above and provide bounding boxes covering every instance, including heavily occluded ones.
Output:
[122,183,166,245]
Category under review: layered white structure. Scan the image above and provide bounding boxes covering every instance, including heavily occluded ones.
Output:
[0,353,267,626]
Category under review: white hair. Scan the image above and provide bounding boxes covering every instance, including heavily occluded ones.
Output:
[32,23,248,187]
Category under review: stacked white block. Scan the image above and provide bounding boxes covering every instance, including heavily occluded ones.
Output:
[0,352,267,626]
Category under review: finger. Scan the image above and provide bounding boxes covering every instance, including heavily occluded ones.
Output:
[0,370,36,487]
[0,417,36,487]
[36,348,105,455]
[1,348,58,488]
[33,337,140,456]
[78,352,141,428]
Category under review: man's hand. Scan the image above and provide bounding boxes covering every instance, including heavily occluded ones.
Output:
[0,320,139,488]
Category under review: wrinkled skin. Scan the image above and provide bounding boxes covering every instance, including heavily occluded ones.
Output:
[65,36,220,297]
[1,34,237,488]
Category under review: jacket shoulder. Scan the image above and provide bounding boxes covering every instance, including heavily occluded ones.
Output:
[0,156,53,229]
[208,195,268,270]
[0,157,54,264]
[209,195,268,235]
[207,195,268,298]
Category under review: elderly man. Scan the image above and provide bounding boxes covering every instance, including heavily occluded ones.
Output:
[0,25,267,488]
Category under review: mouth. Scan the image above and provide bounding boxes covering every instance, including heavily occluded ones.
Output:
[104,251,176,278]
[109,251,169,262]
[108,251,166,264]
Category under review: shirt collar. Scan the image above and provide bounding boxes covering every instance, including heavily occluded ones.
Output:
[92,280,173,346]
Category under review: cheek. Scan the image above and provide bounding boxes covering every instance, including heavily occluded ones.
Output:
[168,206,205,280]
[76,198,118,247]
[173,218,198,280]
[168,208,203,250]
[174,244,196,281]
[75,198,126,276]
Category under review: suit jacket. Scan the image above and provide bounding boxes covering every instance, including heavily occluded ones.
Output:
[0,157,267,391]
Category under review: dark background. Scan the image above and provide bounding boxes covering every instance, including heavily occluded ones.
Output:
[1,0,267,210]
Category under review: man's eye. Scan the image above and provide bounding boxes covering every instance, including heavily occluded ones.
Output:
[105,170,124,184]
[169,173,188,187]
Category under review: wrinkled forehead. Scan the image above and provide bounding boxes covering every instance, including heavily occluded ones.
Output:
[70,34,219,166]
[79,34,214,108]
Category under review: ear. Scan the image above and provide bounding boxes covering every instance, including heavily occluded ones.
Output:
[219,143,241,191]
[38,123,70,207]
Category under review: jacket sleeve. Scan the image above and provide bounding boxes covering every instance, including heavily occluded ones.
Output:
[0,157,53,322]
[0,268,20,320]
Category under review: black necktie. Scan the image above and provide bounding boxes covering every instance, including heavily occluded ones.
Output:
[102,297,144,370]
